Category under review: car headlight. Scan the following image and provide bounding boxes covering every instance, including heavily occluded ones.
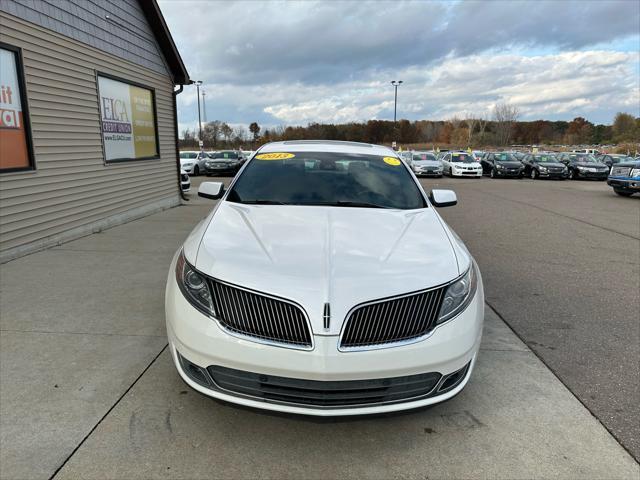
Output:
[437,263,478,324]
[539,166,548,172]
[496,164,503,169]
[631,168,640,177]
[175,250,214,315]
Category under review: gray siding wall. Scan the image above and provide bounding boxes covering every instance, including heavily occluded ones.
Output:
[0,0,170,77]
[0,12,181,261]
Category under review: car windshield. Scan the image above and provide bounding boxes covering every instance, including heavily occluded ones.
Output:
[211,151,238,159]
[533,155,557,163]
[450,153,475,163]
[569,154,597,163]
[180,152,197,159]
[413,153,436,161]
[494,153,517,162]
[611,155,633,162]
[227,151,426,209]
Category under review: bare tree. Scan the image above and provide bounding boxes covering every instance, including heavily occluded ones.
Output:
[464,113,478,145]
[493,103,519,146]
[477,113,489,141]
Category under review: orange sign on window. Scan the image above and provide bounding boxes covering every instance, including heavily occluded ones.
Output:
[0,46,32,172]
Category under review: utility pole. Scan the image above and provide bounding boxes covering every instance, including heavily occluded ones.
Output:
[195,80,203,147]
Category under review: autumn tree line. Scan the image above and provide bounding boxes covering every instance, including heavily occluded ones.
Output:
[180,107,639,151]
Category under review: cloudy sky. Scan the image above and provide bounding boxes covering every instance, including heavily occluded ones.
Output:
[158,0,640,135]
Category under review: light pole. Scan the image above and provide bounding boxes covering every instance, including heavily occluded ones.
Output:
[195,80,203,146]
[391,80,403,124]
[391,80,403,147]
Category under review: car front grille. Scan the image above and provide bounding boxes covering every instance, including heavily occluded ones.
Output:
[611,167,631,176]
[340,287,446,349]
[207,365,442,407]
[209,280,312,349]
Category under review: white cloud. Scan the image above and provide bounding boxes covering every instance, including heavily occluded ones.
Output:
[163,0,640,126]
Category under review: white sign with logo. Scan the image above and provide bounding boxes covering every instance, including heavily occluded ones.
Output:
[97,75,157,162]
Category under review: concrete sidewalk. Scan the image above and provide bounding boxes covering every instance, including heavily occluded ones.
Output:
[1,189,638,480]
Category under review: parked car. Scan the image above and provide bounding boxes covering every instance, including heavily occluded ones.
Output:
[607,160,640,196]
[180,169,191,192]
[166,140,484,416]
[411,151,443,177]
[598,154,635,169]
[442,151,482,177]
[179,151,208,176]
[522,153,568,180]
[471,150,485,161]
[398,151,414,166]
[203,150,243,176]
[557,153,609,180]
[480,152,523,178]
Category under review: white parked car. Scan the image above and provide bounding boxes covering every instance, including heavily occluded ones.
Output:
[180,169,191,192]
[411,151,443,177]
[166,140,484,416]
[179,151,208,176]
[442,151,482,177]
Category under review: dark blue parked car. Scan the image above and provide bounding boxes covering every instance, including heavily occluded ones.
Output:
[607,160,640,197]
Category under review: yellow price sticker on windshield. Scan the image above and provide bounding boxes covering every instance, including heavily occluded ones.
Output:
[255,152,295,160]
[383,157,401,166]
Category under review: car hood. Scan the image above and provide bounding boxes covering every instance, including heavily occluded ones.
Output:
[208,158,238,163]
[192,202,465,335]
[536,162,565,168]
[452,162,481,167]
[496,161,522,168]
[575,162,608,168]
[180,158,195,165]
[413,160,440,167]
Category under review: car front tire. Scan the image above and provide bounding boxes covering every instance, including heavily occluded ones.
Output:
[490,169,496,178]
[531,169,538,180]
[568,169,575,180]
[193,165,200,176]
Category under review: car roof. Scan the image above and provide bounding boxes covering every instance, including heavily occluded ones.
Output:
[258,140,396,157]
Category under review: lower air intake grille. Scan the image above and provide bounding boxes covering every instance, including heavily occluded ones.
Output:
[340,287,446,349]
[207,365,442,407]
[209,280,312,348]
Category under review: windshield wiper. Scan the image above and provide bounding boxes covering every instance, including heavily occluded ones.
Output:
[334,200,391,209]
[241,199,287,205]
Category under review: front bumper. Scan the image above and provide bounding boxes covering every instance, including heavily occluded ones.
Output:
[575,170,608,179]
[451,168,482,177]
[204,165,238,175]
[607,177,640,190]
[538,170,567,178]
[493,169,522,177]
[165,258,484,416]
[414,169,443,177]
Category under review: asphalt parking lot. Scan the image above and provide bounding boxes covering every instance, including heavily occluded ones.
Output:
[1,174,638,479]
[420,175,640,461]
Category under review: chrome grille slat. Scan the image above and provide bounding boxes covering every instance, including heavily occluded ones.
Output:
[340,286,447,349]
[207,279,312,348]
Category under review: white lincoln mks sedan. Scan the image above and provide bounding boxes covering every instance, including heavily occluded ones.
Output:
[166,140,484,416]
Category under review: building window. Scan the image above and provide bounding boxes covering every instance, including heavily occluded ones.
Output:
[96,73,159,163]
[0,43,35,173]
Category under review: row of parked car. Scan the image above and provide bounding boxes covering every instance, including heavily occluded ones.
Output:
[179,150,254,177]
[398,149,639,196]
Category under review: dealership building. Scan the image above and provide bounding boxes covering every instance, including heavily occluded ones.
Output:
[0,0,190,262]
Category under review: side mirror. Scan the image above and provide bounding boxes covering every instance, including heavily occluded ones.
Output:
[429,189,457,208]
[198,181,225,200]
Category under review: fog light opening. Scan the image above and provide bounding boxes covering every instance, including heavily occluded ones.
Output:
[437,362,471,393]
[177,351,212,387]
